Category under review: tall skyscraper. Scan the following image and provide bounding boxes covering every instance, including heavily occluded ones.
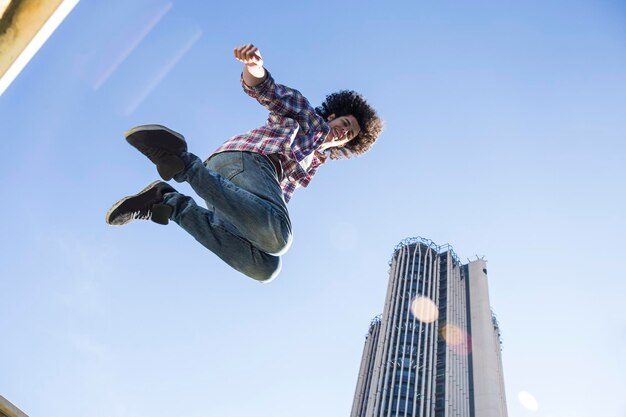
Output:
[351,237,507,417]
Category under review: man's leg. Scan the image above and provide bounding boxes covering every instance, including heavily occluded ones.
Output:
[163,191,282,282]
[126,125,292,256]
[164,150,290,281]
[174,151,292,256]
[106,181,282,282]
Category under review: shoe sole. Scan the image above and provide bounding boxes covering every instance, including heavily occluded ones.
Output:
[124,124,185,141]
[125,124,187,180]
[105,180,163,226]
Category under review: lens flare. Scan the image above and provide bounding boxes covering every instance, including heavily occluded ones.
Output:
[93,2,173,90]
[441,324,464,345]
[328,222,359,252]
[410,297,438,323]
[440,324,471,355]
[518,391,539,412]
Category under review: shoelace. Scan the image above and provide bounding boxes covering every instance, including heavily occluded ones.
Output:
[129,207,152,221]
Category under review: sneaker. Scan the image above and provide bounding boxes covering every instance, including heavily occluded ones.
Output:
[106,181,176,226]
[125,124,188,181]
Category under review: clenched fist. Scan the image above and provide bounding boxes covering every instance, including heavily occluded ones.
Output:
[234,44,266,84]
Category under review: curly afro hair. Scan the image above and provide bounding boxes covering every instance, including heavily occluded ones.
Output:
[315,90,383,160]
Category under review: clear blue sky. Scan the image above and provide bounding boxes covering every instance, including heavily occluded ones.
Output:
[1,1,625,416]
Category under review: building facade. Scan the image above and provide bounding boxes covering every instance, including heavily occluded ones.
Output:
[351,237,507,417]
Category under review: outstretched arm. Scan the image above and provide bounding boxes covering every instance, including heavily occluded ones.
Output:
[234,44,266,87]
[233,43,322,131]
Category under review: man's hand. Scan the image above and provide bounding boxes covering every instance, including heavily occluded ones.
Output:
[234,44,266,87]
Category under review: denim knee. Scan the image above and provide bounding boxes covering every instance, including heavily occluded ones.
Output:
[246,256,282,283]
[258,219,292,256]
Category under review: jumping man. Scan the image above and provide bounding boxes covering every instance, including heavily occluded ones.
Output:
[105,44,383,282]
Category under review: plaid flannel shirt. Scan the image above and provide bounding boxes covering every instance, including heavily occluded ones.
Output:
[212,70,330,203]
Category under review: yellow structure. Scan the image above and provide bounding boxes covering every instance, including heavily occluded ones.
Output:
[0,0,80,95]
[0,395,28,417]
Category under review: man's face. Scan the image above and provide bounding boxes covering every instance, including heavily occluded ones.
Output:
[323,114,361,149]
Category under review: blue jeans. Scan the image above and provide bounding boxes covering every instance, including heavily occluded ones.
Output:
[162,151,292,282]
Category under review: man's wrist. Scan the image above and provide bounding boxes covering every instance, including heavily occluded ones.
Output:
[248,66,266,79]
[243,66,267,87]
